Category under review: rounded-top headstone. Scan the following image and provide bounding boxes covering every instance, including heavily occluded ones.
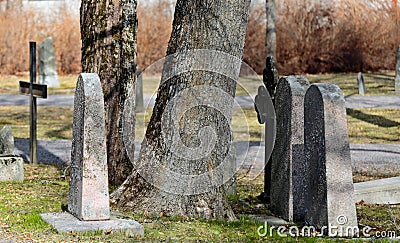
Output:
[39,37,60,88]
[270,76,309,222]
[304,83,358,236]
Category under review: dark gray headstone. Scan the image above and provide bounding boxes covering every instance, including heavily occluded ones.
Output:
[304,83,358,236]
[68,73,110,221]
[357,72,366,95]
[0,126,14,155]
[270,76,309,222]
[396,45,400,93]
[135,68,144,113]
[39,37,60,87]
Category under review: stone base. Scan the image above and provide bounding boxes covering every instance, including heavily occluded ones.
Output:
[354,177,400,204]
[40,212,144,236]
[248,214,293,226]
[0,156,24,182]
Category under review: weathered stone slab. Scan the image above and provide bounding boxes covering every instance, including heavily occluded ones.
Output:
[396,45,400,93]
[38,37,60,87]
[40,212,144,236]
[0,126,14,155]
[135,68,144,113]
[68,73,110,221]
[357,72,366,95]
[354,176,400,204]
[0,156,24,182]
[304,83,358,236]
[270,76,309,222]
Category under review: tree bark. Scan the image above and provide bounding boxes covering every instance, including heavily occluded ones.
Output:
[80,0,136,186]
[110,0,251,219]
[266,0,277,59]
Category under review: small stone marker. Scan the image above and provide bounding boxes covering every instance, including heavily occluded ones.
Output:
[270,76,309,222]
[38,37,60,87]
[0,126,14,155]
[357,72,366,95]
[396,45,400,93]
[135,68,144,113]
[68,73,110,221]
[0,126,24,182]
[304,83,358,236]
[41,73,144,236]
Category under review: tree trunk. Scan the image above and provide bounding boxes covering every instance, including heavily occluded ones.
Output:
[110,0,251,220]
[266,0,276,59]
[80,0,136,186]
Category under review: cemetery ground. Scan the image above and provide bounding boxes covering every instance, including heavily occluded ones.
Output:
[0,72,399,241]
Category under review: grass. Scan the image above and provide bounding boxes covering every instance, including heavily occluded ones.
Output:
[0,71,396,96]
[0,106,398,145]
[0,106,73,140]
[307,72,397,96]
[0,75,77,94]
[0,164,398,242]
[346,108,400,144]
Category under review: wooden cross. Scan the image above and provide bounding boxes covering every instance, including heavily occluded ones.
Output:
[19,42,47,165]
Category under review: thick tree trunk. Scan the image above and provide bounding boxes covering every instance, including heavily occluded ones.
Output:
[266,0,276,59]
[110,0,251,219]
[80,0,136,186]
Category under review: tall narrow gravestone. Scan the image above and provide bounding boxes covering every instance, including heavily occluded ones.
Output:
[270,76,309,222]
[41,73,144,236]
[39,37,60,87]
[396,45,400,93]
[304,83,358,236]
[357,72,366,95]
[68,73,110,221]
[135,68,144,113]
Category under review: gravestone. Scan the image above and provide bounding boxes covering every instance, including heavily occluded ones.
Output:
[396,45,400,93]
[41,73,144,236]
[0,126,24,182]
[38,37,60,88]
[135,68,144,113]
[357,72,366,95]
[304,83,358,236]
[68,73,109,221]
[0,126,14,155]
[255,56,279,203]
[270,76,309,222]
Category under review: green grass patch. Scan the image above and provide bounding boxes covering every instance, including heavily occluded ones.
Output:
[0,75,77,94]
[347,108,400,144]
[0,106,73,140]
[0,71,395,97]
[1,165,398,241]
[307,71,396,96]
[0,106,398,145]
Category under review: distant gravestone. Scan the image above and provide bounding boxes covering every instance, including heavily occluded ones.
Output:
[357,72,366,95]
[304,83,358,236]
[270,76,309,222]
[135,68,144,113]
[0,126,14,155]
[0,126,24,182]
[396,45,400,93]
[68,73,110,221]
[39,37,60,88]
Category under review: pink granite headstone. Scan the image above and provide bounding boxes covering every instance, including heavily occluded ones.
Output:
[68,73,110,221]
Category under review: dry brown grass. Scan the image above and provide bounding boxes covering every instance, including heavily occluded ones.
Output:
[0,4,81,75]
[0,0,399,75]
